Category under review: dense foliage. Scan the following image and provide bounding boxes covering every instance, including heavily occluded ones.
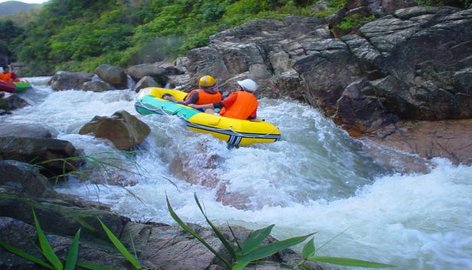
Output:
[0,20,24,66]
[7,0,349,75]
[3,0,471,75]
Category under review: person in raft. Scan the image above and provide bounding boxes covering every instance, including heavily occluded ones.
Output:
[163,75,222,111]
[189,79,259,120]
[0,66,17,83]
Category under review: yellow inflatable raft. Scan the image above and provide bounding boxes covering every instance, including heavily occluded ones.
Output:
[135,87,281,147]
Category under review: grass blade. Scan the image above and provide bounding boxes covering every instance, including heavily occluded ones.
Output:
[194,193,236,258]
[64,228,81,270]
[234,233,313,269]
[77,260,114,270]
[98,219,141,269]
[33,210,64,270]
[308,256,396,268]
[302,237,315,259]
[239,224,274,256]
[0,239,53,269]
[166,194,231,268]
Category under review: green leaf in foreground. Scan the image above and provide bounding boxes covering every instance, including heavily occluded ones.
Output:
[232,233,314,270]
[0,239,53,269]
[64,228,81,270]
[239,224,274,256]
[33,210,64,270]
[194,193,236,258]
[302,238,316,259]
[98,219,141,269]
[166,194,231,268]
[77,260,114,270]
[308,256,396,268]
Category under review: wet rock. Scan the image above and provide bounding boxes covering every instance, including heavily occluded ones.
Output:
[0,122,53,138]
[79,110,150,150]
[0,160,57,197]
[83,75,116,92]
[367,119,472,165]
[95,64,128,89]
[0,136,82,177]
[0,93,29,111]
[0,190,317,270]
[49,71,94,91]
[126,63,169,86]
[133,75,160,93]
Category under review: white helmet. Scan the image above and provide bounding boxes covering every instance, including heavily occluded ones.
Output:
[237,79,258,92]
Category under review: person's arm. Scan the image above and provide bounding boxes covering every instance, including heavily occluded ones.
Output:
[189,102,218,110]
[178,91,198,105]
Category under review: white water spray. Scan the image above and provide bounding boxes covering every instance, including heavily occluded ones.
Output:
[3,80,471,270]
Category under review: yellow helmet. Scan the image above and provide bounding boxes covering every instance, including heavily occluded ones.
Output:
[199,75,216,88]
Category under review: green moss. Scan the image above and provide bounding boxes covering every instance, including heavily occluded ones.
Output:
[338,14,375,31]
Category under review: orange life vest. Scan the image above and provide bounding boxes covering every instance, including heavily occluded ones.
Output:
[0,72,13,83]
[220,91,258,120]
[185,89,222,105]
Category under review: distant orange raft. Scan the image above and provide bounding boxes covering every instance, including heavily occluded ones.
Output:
[135,87,281,147]
[0,80,31,93]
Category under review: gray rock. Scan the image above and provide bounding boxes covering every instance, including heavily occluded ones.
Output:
[0,136,81,177]
[133,76,160,93]
[79,110,150,150]
[49,71,93,91]
[95,64,128,89]
[0,123,52,138]
[0,160,57,197]
[126,63,169,85]
[0,94,29,111]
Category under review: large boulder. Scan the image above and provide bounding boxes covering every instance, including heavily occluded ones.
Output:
[0,136,82,177]
[79,110,150,150]
[49,71,93,91]
[0,160,57,197]
[0,188,319,270]
[83,75,116,92]
[183,8,472,163]
[0,122,52,138]
[132,75,160,93]
[186,16,327,94]
[126,64,169,86]
[0,93,29,111]
[95,64,128,89]
[368,119,472,165]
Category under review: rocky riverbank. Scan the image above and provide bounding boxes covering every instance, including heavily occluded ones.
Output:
[1,2,471,269]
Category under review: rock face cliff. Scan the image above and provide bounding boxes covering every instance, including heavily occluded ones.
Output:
[185,6,472,164]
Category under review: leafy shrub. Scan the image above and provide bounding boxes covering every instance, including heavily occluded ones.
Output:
[0,210,142,270]
[167,193,395,269]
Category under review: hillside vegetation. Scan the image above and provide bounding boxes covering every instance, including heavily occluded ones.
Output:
[1,0,470,76]
[2,0,347,75]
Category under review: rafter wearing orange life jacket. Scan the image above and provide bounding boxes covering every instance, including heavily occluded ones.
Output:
[181,88,222,105]
[0,71,14,83]
[218,90,258,120]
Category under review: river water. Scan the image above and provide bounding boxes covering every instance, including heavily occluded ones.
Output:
[3,77,471,270]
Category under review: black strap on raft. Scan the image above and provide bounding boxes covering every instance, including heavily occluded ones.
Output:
[227,135,242,149]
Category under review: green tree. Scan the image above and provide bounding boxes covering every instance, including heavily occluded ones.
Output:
[0,20,24,63]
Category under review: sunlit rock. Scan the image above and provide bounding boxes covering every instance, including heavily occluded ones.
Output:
[79,110,150,150]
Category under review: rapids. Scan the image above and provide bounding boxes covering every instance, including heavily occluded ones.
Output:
[2,77,471,270]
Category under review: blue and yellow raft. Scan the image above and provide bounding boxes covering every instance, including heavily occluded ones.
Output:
[135,87,281,147]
